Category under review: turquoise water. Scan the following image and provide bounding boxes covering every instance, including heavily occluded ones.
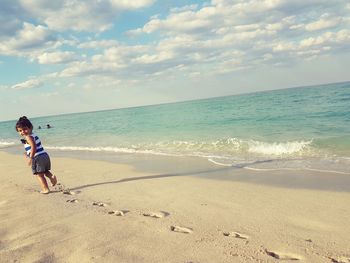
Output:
[1,81,350,172]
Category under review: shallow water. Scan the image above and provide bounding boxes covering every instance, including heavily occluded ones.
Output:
[1,81,350,173]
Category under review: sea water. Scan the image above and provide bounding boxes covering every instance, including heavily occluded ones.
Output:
[1,81,349,173]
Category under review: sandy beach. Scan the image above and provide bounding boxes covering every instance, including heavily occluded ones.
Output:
[1,0,349,262]
[0,151,349,263]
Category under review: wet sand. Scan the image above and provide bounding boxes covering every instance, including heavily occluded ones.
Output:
[0,151,349,262]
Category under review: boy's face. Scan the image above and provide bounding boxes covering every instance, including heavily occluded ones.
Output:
[17,127,32,137]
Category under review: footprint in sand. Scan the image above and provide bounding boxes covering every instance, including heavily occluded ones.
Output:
[329,256,350,263]
[143,211,169,218]
[223,231,249,240]
[108,210,126,216]
[62,189,76,195]
[66,199,78,203]
[54,183,64,191]
[171,226,193,234]
[265,249,301,261]
[92,202,107,207]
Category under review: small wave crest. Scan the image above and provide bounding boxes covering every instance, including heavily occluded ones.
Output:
[45,146,177,156]
[44,140,349,174]
[148,138,313,157]
[0,140,16,148]
[45,138,314,159]
[247,140,312,155]
[207,158,233,167]
[208,157,350,174]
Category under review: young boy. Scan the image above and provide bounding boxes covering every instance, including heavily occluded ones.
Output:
[16,116,57,194]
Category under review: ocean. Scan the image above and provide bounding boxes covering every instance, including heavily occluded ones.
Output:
[1,81,350,174]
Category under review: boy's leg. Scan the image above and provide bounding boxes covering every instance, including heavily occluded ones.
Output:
[36,173,50,194]
[44,171,57,186]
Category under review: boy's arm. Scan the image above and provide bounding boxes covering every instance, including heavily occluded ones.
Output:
[26,135,37,165]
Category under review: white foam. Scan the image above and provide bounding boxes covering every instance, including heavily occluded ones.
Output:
[244,166,350,174]
[247,140,312,155]
[208,158,233,167]
[150,138,314,157]
[303,168,350,175]
[243,167,296,171]
[45,145,177,156]
[45,137,315,160]
[0,140,15,148]
[207,160,350,174]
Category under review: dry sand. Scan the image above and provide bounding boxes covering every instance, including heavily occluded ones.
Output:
[0,151,349,263]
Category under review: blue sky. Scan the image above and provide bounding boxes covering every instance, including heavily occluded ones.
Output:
[0,0,349,121]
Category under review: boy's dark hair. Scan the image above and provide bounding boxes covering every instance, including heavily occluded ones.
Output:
[15,116,33,131]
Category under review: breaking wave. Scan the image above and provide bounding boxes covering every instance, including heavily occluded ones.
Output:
[0,140,15,148]
[45,138,314,158]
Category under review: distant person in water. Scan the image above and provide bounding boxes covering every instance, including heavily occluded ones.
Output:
[46,124,52,129]
[16,116,58,194]
[38,126,41,129]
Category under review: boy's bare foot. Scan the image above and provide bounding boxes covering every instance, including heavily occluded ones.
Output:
[49,175,57,187]
[40,190,50,194]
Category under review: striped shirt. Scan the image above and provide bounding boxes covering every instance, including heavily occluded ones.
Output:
[24,133,46,157]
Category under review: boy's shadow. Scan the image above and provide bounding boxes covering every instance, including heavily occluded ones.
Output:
[69,160,273,191]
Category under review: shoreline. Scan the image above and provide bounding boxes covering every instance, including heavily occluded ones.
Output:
[0,151,349,262]
[2,146,350,192]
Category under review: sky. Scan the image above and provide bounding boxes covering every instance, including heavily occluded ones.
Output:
[0,0,349,121]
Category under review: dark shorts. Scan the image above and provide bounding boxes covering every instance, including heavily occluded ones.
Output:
[32,153,51,175]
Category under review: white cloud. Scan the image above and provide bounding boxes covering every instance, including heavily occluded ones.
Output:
[8,0,348,73]
[17,23,53,48]
[7,22,53,49]
[170,4,198,13]
[135,6,222,35]
[8,72,60,91]
[132,51,174,64]
[0,22,57,56]
[0,16,22,38]
[21,0,111,32]
[0,1,26,38]
[5,0,350,94]
[37,51,78,64]
[305,16,341,31]
[59,60,124,78]
[299,29,350,48]
[54,0,350,87]
[133,0,349,38]
[110,0,155,9]
[11,78,42,90]
[19,0,155,32]
[273,42,296,52]
[122,0,350,76]
[78,40,119,49]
